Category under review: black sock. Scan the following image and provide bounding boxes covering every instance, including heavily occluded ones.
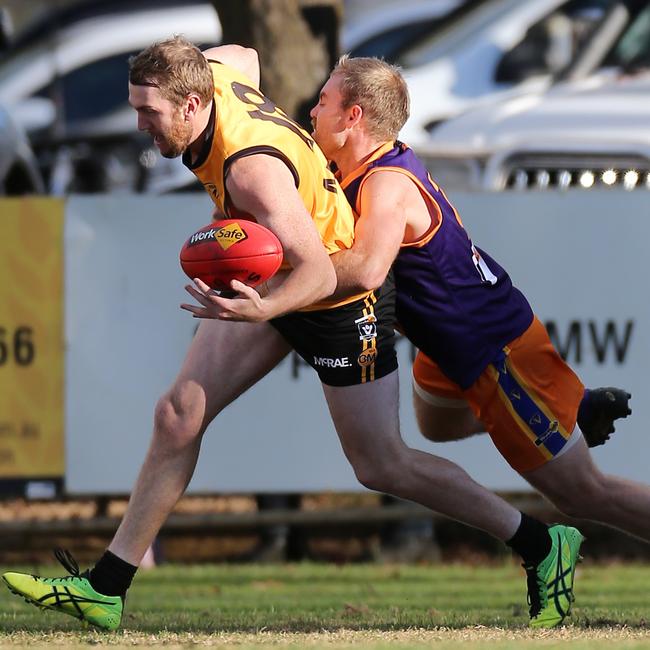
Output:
[88,550,137,597]
[506,512,551,566]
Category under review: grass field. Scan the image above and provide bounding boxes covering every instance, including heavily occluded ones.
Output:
[2,561,650,648]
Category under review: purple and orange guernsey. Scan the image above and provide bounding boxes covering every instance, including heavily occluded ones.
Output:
[338,141,533,389]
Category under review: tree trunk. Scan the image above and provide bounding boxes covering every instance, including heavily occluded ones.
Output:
[211,0,342,128]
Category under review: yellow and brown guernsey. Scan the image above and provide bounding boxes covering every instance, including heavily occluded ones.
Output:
[183,61,365,309]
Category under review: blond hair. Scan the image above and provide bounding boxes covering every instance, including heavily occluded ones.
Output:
[129,35,214,107]
[333,55,409,141]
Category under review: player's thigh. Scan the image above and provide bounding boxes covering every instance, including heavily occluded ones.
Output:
[522,434,599,502]
[413,390,483,442]
[412,350,482,441]
[465,317,584,474]
[174,318,291,422]
[322,369,402,461]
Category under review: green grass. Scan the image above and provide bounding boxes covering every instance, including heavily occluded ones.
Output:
[2,561,650,647]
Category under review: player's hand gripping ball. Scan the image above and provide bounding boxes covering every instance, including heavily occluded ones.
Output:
[180,219,283,291]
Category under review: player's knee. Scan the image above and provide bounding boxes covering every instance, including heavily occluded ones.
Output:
[350,449,406,493]
[355,468,395,494]
[153,385,205,449]
[349,456,380,491]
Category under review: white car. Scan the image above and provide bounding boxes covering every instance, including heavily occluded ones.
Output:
[0,0,221,193]
[413,0,650,191]
[0,0,221,138]
[397,0,612,147]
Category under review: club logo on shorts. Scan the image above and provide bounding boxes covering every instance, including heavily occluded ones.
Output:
[534,418,560,447]
[355,314,377,341]
[357,349,377,367]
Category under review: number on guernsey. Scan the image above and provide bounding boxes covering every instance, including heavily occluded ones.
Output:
[471,245,497,285]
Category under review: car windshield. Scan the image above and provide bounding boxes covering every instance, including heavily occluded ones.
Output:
[348,0,488,64]
[395,0,528,69]
[350,18,453,62]
[395,0,612,70]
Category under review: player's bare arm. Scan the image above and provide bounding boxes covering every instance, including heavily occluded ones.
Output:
[202,45,260,88]
[330,171,419,299]
[182,154,336,321]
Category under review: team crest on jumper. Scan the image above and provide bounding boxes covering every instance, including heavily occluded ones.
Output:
[214,223,248,251]
[355,314,377,341]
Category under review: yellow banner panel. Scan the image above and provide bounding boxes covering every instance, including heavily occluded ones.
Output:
[0,198,64,478]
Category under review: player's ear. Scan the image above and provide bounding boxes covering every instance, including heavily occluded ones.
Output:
[349,104,363,128]
[184,93,202,120]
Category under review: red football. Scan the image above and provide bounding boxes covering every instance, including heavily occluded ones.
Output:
[180,219,283,290]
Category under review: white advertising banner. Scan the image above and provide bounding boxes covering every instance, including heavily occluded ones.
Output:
[65,192,646,494]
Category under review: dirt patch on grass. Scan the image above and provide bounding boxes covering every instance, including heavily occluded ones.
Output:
[3,627,650,648]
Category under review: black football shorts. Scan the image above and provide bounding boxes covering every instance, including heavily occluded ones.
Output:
[270,277,397,386]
